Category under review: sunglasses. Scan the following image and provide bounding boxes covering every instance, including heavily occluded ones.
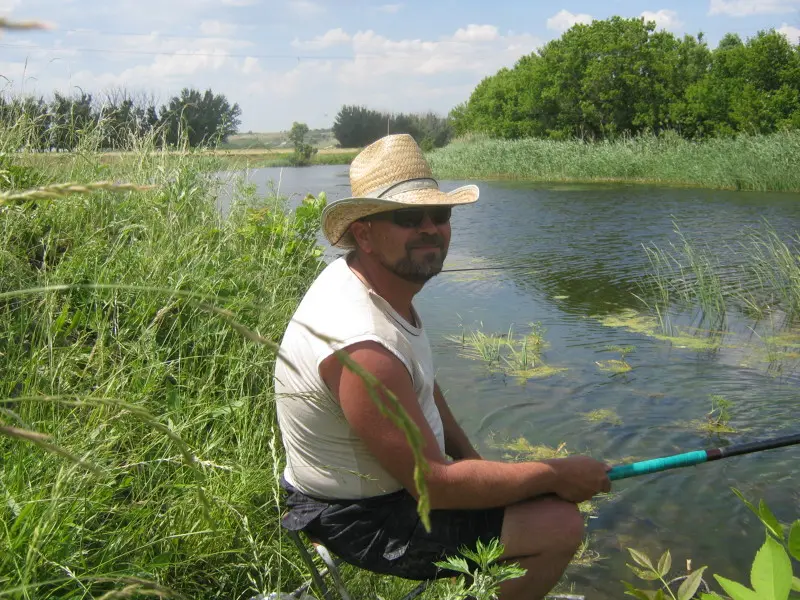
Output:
[364,206,452,228]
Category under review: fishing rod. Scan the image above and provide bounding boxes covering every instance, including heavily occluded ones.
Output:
[441,265,538,273]
[608,432,800,481]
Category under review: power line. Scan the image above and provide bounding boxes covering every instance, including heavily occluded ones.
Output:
[0,42,359,60]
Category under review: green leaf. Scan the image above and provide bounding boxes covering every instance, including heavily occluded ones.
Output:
[657,550,672,578]
[733,488,759,517]
[628,548,656,571]
[623,581,656,600]
[759,500,785,540]
[792,576,800,593]
[678,566,708,600]
[714,575,759,600]
[434,556,472,575]
[789,521,800,561]
[750,536,792,600]
[627,565,661,581]
[698,594,726,600]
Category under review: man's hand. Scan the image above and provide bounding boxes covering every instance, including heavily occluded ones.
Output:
[544,456,612,503]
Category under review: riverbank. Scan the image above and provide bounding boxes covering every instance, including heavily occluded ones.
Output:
[0,140,458,600]
[427,131,800,193]
[1,148,329,599]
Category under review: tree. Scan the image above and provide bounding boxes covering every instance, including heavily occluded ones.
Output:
[288,121,317,165]
[449,17,800,141]
[159,88,241,147]
[332,105,386,147]
[49,91,96,151]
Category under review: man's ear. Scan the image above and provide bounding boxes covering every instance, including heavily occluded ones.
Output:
[350,221,373,253]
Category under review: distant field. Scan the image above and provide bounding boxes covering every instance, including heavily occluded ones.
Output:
[222,129,340,150]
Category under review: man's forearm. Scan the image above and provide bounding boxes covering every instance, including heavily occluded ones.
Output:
[423,458,558,510]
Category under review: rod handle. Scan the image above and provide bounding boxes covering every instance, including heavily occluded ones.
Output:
[608,450,709,481]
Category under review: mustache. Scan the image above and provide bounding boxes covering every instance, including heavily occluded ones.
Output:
[406,234,445,249]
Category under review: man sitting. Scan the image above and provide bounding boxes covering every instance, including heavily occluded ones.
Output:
[274,134,611,600]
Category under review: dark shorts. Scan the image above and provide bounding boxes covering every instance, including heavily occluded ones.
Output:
[280,478,505,581]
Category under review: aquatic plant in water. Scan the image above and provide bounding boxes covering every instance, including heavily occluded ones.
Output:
[446,322,565,382]
[688,395,738,435]
[581,409,623,426]
[596,345,636,374]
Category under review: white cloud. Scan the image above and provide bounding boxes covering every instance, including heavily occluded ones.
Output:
[778,23,800,42]
[452,24,499,42]
[292,28,351,50]
[375,3,403,13]
[221,0,259,5]
[640,9,684,30]
[288,0,325,16]
[199,20,238,36]
[708,0,800,16]
[0,0,21,13]
[240,56,261,75]
[546,9,594,33]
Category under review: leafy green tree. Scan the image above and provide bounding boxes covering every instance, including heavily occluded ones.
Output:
[159,88,241,147]
[332,105,386,147]
[49,92,95,151]
[288,121,317,165]
[451,18,800,141]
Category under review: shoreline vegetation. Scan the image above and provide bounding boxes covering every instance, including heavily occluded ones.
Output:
[16,129,800,192]
[427,130,800,193]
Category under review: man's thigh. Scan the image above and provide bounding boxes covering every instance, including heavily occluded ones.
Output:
[304,491,504,580]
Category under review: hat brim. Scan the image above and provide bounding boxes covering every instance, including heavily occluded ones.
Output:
[321,184,479,249]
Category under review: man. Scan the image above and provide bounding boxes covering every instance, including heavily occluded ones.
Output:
[274,134,611,600]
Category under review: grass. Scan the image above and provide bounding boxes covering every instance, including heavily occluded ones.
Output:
[581,409,623,426]
[220,129,339,150]
[0,118,337,598]
[445,323,565,382]
[427,130,800,192]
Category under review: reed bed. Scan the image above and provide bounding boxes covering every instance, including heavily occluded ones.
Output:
[427,130,800,192]
[636,221,800,332]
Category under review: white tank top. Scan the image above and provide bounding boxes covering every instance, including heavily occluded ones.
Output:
[274,255,445,499]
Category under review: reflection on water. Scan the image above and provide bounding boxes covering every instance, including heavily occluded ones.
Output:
[221,166,800,599]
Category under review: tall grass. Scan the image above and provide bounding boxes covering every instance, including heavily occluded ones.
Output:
[427,130,800,192]
[0,120,332,598]
[635,220,800,333]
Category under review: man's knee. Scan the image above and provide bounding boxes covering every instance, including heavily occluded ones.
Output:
[500,496,585,559]
[553,500,584,554]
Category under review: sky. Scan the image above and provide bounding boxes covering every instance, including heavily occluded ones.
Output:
[1,0,799,133]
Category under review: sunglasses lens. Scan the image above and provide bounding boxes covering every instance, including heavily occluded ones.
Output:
[391,207,452,228]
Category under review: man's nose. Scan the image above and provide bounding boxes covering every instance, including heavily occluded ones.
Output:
[417,212,439,233]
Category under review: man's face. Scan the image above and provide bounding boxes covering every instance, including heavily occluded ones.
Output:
[358,206,452,284]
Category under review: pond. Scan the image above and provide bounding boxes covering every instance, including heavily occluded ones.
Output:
[220,165,800,599]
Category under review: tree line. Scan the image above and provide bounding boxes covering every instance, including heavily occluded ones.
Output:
[0,87,241,151]
[332,105,452,149]
[449,17,800,141]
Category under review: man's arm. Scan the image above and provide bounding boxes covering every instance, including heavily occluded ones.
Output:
[320,341,611,511]
[433,381,481,461]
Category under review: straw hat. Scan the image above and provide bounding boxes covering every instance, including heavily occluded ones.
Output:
[321,134,479,248]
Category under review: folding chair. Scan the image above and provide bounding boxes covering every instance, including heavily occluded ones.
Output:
[279,529,431,600]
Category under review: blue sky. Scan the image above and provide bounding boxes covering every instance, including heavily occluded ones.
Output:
[1,0,799,132]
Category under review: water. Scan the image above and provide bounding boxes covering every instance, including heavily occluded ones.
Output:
[220,166,800,598]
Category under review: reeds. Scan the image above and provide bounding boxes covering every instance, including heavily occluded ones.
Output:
[427,130,800,192]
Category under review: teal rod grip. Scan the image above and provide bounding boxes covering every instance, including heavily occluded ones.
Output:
[608,450,709,481]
